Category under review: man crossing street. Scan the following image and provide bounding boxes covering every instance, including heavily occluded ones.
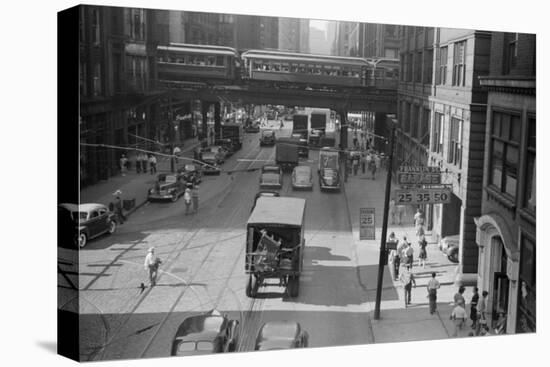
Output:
[400,265,416,307]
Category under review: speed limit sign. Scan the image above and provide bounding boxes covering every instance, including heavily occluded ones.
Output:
[360,208,375,240]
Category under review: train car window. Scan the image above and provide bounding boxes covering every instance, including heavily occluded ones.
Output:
[207,56,216,66]
[216,56,224,66]
[282,63,289,72]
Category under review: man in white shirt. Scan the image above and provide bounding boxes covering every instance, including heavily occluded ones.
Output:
[451,300,468,337]
[427,272,441,314]
[144,247,159,286]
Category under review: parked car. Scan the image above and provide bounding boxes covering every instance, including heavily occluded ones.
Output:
[251,191,280,212]
[439,234,459,263]
[254,321,309,351]
[260,165,283,189]
[178,164,203,187]
[201,152,222,175]
[245,124,260,133]
[292,165,313,190]
[148,173,186,202]
[59,203,117,248]
[203,146,226,164]
[171,310,240,356]
[260,129,276,146]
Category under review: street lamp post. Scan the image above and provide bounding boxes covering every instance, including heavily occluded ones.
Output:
[373,124,396,320]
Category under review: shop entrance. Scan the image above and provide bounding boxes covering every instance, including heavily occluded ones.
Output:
[491,236,509,332]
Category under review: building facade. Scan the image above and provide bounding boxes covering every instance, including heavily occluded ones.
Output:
[235,15,278,51]
[427,28,493,284]
[79,6,160,187]
[475,32,536,334]
[361,23,400,59]
[279,17,310,53]
[395,26,433,177]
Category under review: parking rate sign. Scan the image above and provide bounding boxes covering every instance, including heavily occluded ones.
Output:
[359,208,375,240]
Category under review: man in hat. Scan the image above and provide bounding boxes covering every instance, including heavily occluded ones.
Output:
[451,299,468,337]
[113,190,125,224]
[144,247,160,286]
[192,185,200,213]
[184,188,192,215]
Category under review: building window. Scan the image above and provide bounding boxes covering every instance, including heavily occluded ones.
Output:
[92,63,101,96]
[490,111,520,197]
[80,62,87,97]
[406,53,413,82]
[424,49,433,84]
[91,8,100,45]
[517,235,536,333]
[524,116,536,213]
[432,112,444,154]
[79,7,86,43]
[399,54,405,81]
[448,117,462,168]
[420,108,430,146]
[452,41,466,86]
[504,33,518,74]
[411,105,419,138]
[414,52,422,83]
[437,46,448,85]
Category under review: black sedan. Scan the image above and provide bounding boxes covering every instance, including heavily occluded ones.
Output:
[171,310,239,356]
[59,203,117,248]
[254,321,309,351]
[259,130,276,146]
[259,165,283,189]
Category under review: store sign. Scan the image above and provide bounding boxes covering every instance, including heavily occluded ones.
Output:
[359,208,375,240]
[397,166,441,185]
[393,188,452,205]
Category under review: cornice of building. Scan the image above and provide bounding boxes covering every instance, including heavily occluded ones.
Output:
[479,76,536,95]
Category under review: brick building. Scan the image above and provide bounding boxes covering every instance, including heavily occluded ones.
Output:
[475,32,536,334]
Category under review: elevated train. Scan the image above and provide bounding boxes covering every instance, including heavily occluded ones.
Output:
[156,43,398,89]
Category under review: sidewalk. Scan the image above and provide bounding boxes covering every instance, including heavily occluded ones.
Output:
[343,159,476,342]
[80,137,202,216]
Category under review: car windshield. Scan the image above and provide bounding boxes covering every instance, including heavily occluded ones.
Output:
[263,166,280,173]
[165,176,177,183]
[196,341,214,351]
[74,211,88,221]
[176,341,196,353]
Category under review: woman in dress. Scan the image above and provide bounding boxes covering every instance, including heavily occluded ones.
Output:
[418,234,428,268]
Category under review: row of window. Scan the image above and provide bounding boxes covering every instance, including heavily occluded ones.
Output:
[436,41,466,86]
[399,102,430,147]
[400,49,433,84]
[248,61,365,78]
[158,54,227,67]
[489,111,535,213]
[430,112,463,168]
[79,7,146,45]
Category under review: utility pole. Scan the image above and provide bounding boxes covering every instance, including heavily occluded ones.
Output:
[373,123,396,320]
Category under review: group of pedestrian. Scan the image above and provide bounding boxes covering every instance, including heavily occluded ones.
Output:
[134,152,149,174]
[183,185,200,215]
[450,286,490,337]
[349,149,381,179]
[388,232,428,280]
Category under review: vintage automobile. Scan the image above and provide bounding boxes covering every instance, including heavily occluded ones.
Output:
[292,165,313,190]
[171,310,240,356]
[201,152,222,175]
[59,203,117,248]
[244,123,260,133]
[178,164,203,186]
[260,165,283,189]
[251,191,280,212]
[439,235,459,263]
[202,146,226,164]
[148,173,186,202]
[214,138,235,156]
[245,197,306,298]
[254,321,309,351]
[259,129,276,146]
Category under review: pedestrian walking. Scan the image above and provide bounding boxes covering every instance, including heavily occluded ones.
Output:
[370,159,377,180]
[366,152,372,172]
[451,300,468,337]
[453,285,466,306]
[414,208,425,237]
[120,154,128,176]
[396,204,405,225]
[418,234,428,268]
[470,287,479,330]
[388,232,400,279]
[140,152,148,173]
[475,291,489,335]
[144,247,161,287]
[352,155,359,175]
[192,185,199,213]
[389,199,396,224]
[353,134,358,149]
[361,151,367,174]
[113,190,125,224]
[427,272,441,314]
[135,152,141,173]
[404,238,414,268]
[149,154,157,174]
[400,265,416,307]
[374,153,381,172]
[184,188,192,215]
